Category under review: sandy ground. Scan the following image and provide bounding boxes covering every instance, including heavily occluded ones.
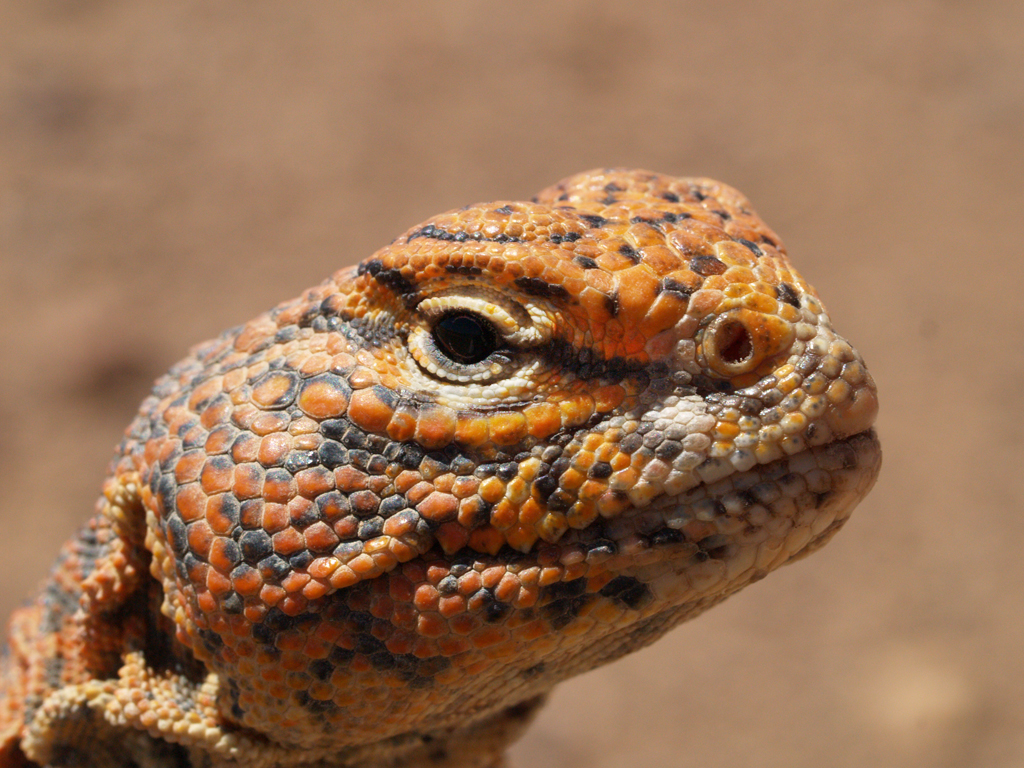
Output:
[2,2,1022,766]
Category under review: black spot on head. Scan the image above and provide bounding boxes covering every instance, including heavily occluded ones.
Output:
[359,258,417,299]
[777,282,801,308]
[629,215,662,228]
[573,255,599,269]
[444,264,483,276]
[493,204,515,215]
[541,578,592,630]
[283,450,318,474]
[522,662,546,679]
[598,576,653,610]
[579,214,608,228]
[661,191,680,202]
[603,291,620,317]
[533,473,558,499]
[690,254,727,276]
[239,530,273,563]
[658,277,692,298]
[405,224,449,242]
[618,244,640,264]
[514,276,570,301]
[736,238,764,257]
[221,592,243,614]
[503,696,543,721]
[650,528,684,547]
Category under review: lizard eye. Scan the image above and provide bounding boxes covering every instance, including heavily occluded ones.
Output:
[408,290,553,384]
[432,312,498,365]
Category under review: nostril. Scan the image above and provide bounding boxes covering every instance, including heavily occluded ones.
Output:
[715,320,753,365]
[703,308,795,378]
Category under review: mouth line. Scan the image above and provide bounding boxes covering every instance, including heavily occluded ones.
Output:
[567,428,882,567]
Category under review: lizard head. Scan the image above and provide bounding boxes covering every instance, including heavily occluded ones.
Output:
[138,169,880,751]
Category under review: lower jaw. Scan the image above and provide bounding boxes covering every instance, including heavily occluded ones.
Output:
[571,428,882,576]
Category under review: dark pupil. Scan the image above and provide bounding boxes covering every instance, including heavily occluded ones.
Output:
[433,313,495,364]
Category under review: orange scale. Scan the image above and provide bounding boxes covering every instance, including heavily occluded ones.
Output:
[600,319,626,352]
[250,372,299,410]
[175,484,208,523]
[701,273,729,291]
[222,367,248,392]
[303,522,340,553]
[743,290,780,315]
[469,527,505,556]
[301,580,331,601]
[513,584,539,609]
[194,588,217,617]
[469,624,510,650]
[262,473,296,506]
[489,499,519,531]
[200,399,233,431]
[272,527,305,557]
[638,245,682,274]
[614,267,659,320]
[296,376,349,420]
[258,503,288,534]
[715,241,757,268]
[281,571,311,595]
[413,584,440,614]
[640,291,689,336]
[297,353,331,377]
[421,263,445,280]
[206,494,240,535]
[257,584,286,609]
[327,347,356,370]
[438,595,466,618]
[257,433,292,466]
[294,466,335,499]
[625,221,666,249]
[243,603,267,624]
[621,331,649,357]
[334,466,368,493]
[386,407,418,443]
[347,387,395,433]
[232,568,263,597]
[559,394,595,429]
[207,538,238,574]
[687,288,726,320]
[566,501,598,529]
[205,568,232,596]
[186,521,215,560]
[231,390,257,418]
[437,635,471,656]
[232,463,264,500]
[200,460,233,495]
[486,412,528,446]
[505,525,538,552]
[453,413,489,447]
[414,405,457,449]
[449,476,479,500]
[592,384,626,413]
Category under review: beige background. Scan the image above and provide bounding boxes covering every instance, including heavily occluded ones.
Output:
[2,2,1022,766]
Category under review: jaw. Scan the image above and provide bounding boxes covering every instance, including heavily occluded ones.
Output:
[561,428,882,607]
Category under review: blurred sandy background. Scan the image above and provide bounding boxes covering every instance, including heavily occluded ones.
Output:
[2,2,1022,766]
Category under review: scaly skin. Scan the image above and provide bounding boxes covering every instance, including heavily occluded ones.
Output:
[0,169,880,768]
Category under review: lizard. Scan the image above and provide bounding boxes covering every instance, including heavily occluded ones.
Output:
[0,168,881,768]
